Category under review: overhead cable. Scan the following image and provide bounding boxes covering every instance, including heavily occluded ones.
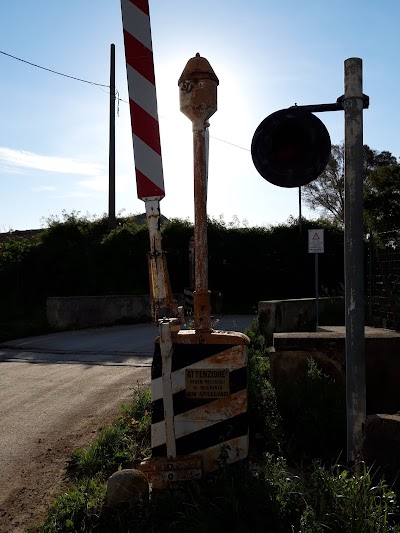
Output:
[0,49,109,88]
[1,49,250,152]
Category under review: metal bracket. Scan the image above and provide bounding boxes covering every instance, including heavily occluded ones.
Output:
[290,94,369,113]
[140,455,202,491]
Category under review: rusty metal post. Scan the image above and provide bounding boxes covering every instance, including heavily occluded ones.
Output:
[159,319,176,459]
[193,124,210,329]
[344,57,366,463]
[179,54,219,331]
[145,201,179,321]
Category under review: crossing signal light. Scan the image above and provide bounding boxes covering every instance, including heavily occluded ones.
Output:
[251,108,331,188]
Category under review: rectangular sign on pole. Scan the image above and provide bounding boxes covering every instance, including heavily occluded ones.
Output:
[308,229,324,254]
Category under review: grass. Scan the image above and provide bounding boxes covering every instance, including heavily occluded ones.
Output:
[29,318,400,533]
[298,461,399,532]
[32,458,400,533]
[67,387,151,478]
[31,478,107,533]
[275,358,347,463]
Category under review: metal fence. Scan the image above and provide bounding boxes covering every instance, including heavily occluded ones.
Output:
[367,231,400,330]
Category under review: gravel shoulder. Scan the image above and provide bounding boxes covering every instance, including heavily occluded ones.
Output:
[0,359,150,532]
[0,318,253,531]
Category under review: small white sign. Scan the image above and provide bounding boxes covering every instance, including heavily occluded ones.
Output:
[308,229,324,253]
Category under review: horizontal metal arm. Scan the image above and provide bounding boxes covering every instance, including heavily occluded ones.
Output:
[289,94,369,113]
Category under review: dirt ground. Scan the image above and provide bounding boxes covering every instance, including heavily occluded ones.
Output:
[0,362,150,533]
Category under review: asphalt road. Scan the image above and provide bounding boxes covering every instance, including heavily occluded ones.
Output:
[0,315,254,531]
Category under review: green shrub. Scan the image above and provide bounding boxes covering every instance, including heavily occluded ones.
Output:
[32,343,400,533]
[162,454,302,533]
[169,456,400,533]
[0,213,346,338]
[38,477,106,533]
[276,358,346,462]
[245,319,283,454]
[299,462,400,532]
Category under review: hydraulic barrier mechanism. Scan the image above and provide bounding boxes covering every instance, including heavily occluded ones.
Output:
[120,0,177,322]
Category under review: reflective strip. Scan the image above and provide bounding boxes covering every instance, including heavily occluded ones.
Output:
[127,64,158,120]
[122,30,155,85]
[130,101,161,155]
[120,0,165,199]
[151,389,247,448]
[152,345,247,402]
[135,170,165,199]
[133,135,164,191]
[121,0,152,50]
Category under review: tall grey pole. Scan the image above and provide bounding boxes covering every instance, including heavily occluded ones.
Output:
[315,253,319,328]
[299,186,302,235]
[344,57,366,463]
[108,43,116,229]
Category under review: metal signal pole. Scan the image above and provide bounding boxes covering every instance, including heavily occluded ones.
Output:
[344,58,366,463]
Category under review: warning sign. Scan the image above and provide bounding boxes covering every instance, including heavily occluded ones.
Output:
[308,229,324,253]
[185,368,230,399]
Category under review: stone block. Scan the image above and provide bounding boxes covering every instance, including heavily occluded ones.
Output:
[362,414,400,475]
[258,297,344,337]
[271,327,400,414]
[106,469,149,507]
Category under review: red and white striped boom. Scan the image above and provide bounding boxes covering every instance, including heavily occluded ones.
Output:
[121,0,177,321]
[121,0,165,200]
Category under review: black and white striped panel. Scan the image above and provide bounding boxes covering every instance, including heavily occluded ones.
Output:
[151,337,248,472]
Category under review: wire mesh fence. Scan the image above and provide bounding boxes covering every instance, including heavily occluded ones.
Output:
[367,230,400,330]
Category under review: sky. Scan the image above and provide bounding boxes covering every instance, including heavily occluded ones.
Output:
[0,0,399,231]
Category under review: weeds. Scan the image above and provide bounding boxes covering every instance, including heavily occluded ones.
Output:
[246,319,283,454]
[298,461,400,532]
[68,386,151,478]
[31,320,400,532]
[36,477,106,533]
[276,358,346,462]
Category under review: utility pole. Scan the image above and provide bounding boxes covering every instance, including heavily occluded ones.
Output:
[108,43,116,229]
[298,186,302,235]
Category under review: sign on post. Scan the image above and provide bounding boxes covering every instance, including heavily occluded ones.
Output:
[308,229,324,328]
[308,229,324,253]
[185,368,230,399]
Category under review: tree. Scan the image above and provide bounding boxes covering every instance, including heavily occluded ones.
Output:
[302,143,345,224]
[302,143,398,227]
[364,163,400,234]
[363,145,397,177]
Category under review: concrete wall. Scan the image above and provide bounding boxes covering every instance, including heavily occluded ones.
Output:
[47,294,174,329]
[271,327,400,415]
[258,297,344,337]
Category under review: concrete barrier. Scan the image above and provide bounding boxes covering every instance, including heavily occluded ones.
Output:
[362,414,400,479]
[258,297,344,337]
[271,326,400,415]
[46,294,183,330]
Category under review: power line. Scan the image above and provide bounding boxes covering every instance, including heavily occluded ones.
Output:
[210,135,250,151]
[0,49,109,88]
[117,96,251,152]
[0,48,251,152]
